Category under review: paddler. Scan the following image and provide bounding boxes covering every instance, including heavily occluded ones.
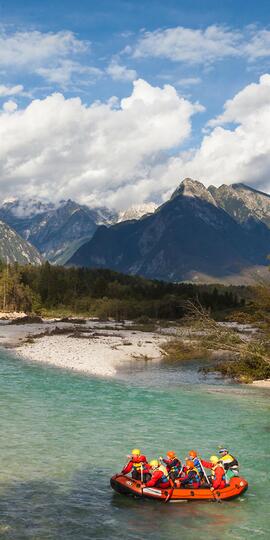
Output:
[178,459,201,488]
[122,448,150,481]
[141,459,171,489]
[160,451,182,480]
[200,455,227,490]
[218,448,239,478]
[187,450,203,478]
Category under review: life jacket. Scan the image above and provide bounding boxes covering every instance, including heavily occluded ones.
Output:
[158,464,170,484]
[193,457,202,473]
[132,456,147,472]
[220,453,239,470]
[211,463,226,483]
[168,458,181,475]
[190,466,200,483]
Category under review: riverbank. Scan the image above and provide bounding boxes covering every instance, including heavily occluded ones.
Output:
[15,326,165,377]
[252,379,270,387]
[0,317,167,377]
[0,313,269,383]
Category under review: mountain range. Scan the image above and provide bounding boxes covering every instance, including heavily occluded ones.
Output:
[0,199,117,264]
[0,198,159,265]
[1,178,269,284]
[67,179,270,284]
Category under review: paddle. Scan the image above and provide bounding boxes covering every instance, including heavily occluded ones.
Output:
[198,458,221,504]
[158,458,175,503]
[165,478,175,503]
[140,463,143,483]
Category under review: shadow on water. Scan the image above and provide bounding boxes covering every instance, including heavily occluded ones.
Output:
[0,467,252,540]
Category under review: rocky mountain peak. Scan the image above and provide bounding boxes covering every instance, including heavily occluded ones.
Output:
[117,203,158,223]
[171,178,217,206]
[209,181,270,228]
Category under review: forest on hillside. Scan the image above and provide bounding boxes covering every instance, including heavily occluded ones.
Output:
[0,261,248,319]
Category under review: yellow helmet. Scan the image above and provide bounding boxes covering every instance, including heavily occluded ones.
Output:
[210,455,219,465]
[131,448,141,456]
[149,459,159,469]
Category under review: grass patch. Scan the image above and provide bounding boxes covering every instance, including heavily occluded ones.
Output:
[201,330,244,349]
[40,307,93,319]
[197,325,270,382]
[204,355,270,383]
[161,338,208,361]
[130,323,157,332]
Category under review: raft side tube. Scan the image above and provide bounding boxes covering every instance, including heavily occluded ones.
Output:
[110,474,248,502]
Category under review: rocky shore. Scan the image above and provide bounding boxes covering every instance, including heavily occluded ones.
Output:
[0,316,166,377]
[0,313,269,385]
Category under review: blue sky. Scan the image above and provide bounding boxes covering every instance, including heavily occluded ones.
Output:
[0,0,270,208]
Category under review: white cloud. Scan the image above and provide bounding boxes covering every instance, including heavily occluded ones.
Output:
[3,100,17,112]
[209,74,270,126]
[0,27,92,86]
[176,77,202,87]
[36,60,102,86]
[0,79,202,209]
[0,84,23,97]
[152,74,270,195]
[244,29,270,60]
[131,25,270,66]
[133,25,241,64]
[0,28,87,67]
[107,60,137,81]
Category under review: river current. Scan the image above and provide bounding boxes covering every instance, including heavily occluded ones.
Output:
[0,349,269,539]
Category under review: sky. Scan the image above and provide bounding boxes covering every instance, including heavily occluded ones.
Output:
[1,0,270,209]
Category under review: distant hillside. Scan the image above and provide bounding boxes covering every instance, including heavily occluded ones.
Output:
[0,199,117,264]
[67,178,270,284]
[0,221,42,265]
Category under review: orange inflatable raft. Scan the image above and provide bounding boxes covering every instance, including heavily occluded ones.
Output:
[110,474,248,502]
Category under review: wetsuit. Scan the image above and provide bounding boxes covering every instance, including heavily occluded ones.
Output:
[145,469,171,489]
[122,455,150,481]
[179,468,201,488]
[162,457,182,480]
[192,457,203,478]
[201,460,226,489]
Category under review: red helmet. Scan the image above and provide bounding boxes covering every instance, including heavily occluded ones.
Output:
[186,460,195,469]
[167,451,176,458]
[189,450,197,458]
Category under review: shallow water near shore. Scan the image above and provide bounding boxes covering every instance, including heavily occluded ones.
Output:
[0,349,269,539]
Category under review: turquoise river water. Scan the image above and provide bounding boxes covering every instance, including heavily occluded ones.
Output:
[0,348,269,540]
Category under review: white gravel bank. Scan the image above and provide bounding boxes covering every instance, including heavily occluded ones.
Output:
[15,330,165,377]
[252,379,270,388]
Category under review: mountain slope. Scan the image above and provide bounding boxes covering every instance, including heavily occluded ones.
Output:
[0,221,43,265]
[67,178,270,282]
[0,199,117,264]
[209,183,270,228]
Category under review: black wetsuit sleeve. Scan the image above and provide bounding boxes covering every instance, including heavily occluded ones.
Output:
[224,458,238,470]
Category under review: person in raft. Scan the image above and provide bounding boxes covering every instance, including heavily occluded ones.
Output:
[122,448,150,482]
[178,460,201,488]
[159,451,182,480]
[187,450,203,478]
[218,448,239,478]
[141,460,171,489]
[200,456,227,490]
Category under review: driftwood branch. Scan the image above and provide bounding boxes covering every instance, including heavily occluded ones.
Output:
[183,300,270,364]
